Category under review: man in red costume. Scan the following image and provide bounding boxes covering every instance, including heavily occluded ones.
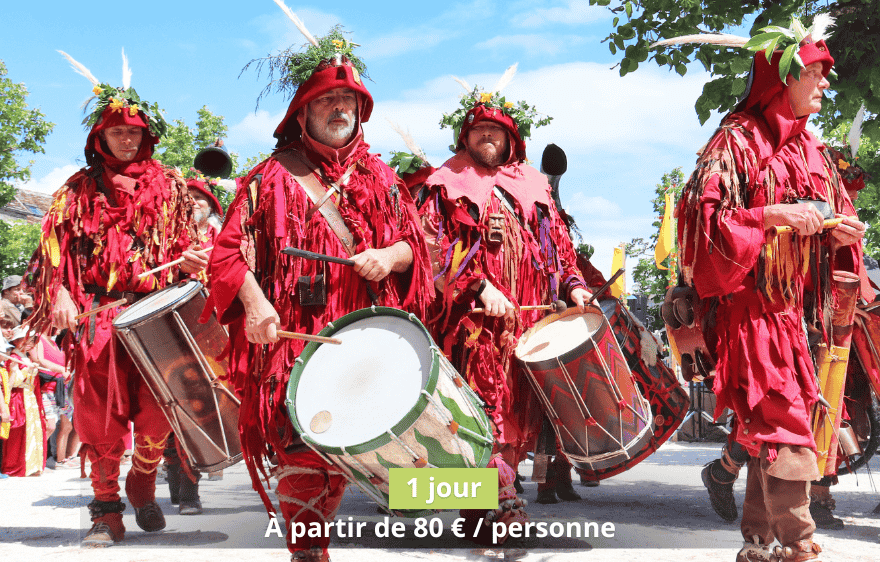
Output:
[187,177,224,247]
[674,18,865,562]
[205,49,432,560]
[417,91,592,510]
[25,66,208,546]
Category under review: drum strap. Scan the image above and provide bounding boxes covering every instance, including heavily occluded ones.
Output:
[274,150,357,257]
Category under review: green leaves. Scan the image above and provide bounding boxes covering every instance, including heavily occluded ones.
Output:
[0,59,54,209]
[778,43,797,83]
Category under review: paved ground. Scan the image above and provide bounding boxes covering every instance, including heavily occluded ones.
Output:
[1,441,879,562]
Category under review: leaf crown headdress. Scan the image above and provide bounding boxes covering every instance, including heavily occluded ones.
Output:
[439,64,552,152]
[58,49,168,140]
[247,0,369,105]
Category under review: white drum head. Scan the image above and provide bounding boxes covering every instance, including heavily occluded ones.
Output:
[114,281,199,325]
[517,311,604,362]
[294,315,432,448]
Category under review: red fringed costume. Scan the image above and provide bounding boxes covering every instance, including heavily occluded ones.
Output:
[205,57,432,557]
[418,107,587,469]
[24,104,196,539]
[677,38,862,549]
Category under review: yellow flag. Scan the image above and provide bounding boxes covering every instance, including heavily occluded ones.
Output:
[654,190,674,270]
[610,244,626,298]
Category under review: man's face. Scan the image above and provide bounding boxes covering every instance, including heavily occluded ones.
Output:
[100,125,144,161]
[306,88,358,149]
[466,122,509,168]
[2,285,23,305]
[191,194,212,226]
[787,62,829,118]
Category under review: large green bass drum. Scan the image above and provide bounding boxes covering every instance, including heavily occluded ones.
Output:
[286,306,494,515]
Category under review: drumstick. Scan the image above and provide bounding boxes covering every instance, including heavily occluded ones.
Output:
[281,247,379,305]
[74,298,128,321]
[282,247,355,266]
[773,217,844,235]
[137,246,214,279]
[276,330,342,345]
[585,267,626,305]
[471,300,567,315]
[0,351,33,368]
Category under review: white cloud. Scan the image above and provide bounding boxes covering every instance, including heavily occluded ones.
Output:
[475,34,592,57]
[227,109,285,157]
[17,165,81,195]
[515,1,608,28]
[359,32,448,60]
[565,193,621,217]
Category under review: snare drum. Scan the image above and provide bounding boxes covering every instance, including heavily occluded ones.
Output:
[113,280,242,472]
[515,305,654,472]
[286,306,494,514]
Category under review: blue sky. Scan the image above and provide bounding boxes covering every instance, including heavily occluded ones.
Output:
[2,1,720,286]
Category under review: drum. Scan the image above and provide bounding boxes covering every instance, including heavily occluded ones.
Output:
[585,298,690,480]
[515,305,654,472]
[113,280,242,472]
[286,306,494,514]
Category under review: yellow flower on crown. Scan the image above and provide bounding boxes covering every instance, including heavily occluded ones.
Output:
[332,39,345,50]
[504,101,513,108]
[838,159,851,170]
[479,92,493,103]
[109,98,125,113]
[93,85,104,96]
[129,104,139,117]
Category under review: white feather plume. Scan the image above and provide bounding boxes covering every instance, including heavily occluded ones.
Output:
[451,75,471,92]
[386,118,430,165]
[810,13,835,42]
[849,103,866,159]
[121,48,132,90]
[492,63,517,94]
[57,50,99,86]
[651,33,749,49]
[272,0,319,47]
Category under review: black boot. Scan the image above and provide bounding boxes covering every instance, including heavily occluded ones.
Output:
[554,458,581,502]
[178,469,202,515]
[701,460,738,522]
[166,461,181,505]
[535,462,558,504]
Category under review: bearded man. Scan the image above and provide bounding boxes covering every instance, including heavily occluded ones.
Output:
[416,85,591,519]
[205,31,432,561]
[24,52,208,547]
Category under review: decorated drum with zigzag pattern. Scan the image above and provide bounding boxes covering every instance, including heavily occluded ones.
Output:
[286,306,494,515]
[515,305,654,472]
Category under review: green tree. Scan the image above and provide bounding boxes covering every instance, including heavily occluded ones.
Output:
[591,0,879,256]
[154,106,238,178]
[0,222,41,278]
[626,168,684,331]
[0,60,54,208]
[0,60,54,275]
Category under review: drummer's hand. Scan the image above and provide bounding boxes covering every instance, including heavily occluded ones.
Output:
[52,286,79,332]
[830,214,865,249]
[763,203,825,236]
[477,281,515,318]
[238,271,280,345]
[570,287,593,312]
[244,294,280,345]
[180,245,210,275]
[353,242,413,282]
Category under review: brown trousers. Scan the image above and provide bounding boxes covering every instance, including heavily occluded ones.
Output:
[741,444,818,546]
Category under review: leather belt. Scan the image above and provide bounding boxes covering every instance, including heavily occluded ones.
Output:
[83,284,149,304]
